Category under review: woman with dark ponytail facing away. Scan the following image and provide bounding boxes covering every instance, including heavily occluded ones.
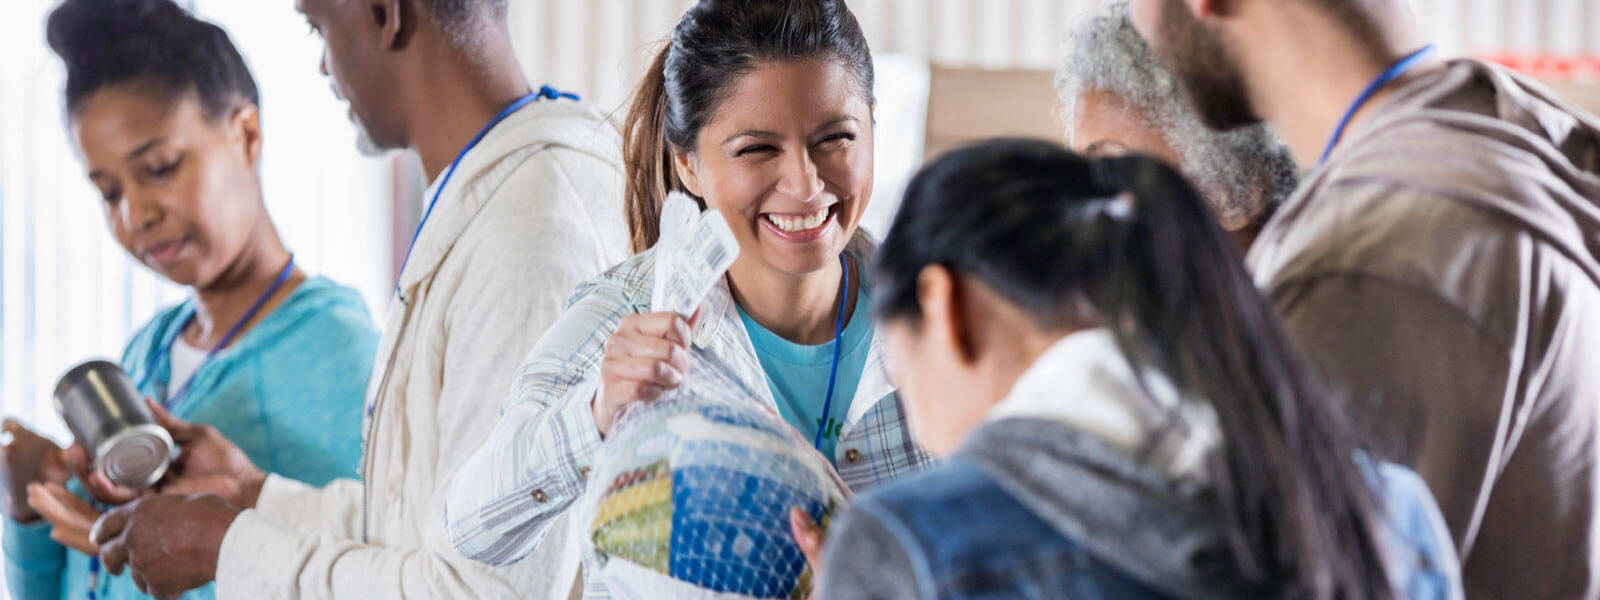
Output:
[815,139,1463,599]
[446,1,934,596]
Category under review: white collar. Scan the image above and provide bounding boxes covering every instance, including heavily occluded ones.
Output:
[989,329,1221,479]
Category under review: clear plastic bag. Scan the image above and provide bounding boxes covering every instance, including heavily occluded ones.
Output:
[579,350,850,600]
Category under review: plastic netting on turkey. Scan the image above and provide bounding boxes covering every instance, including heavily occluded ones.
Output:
[578,347,850,600]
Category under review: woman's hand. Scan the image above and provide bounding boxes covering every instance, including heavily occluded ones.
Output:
[591,312,695,437]
[145,400,266,509]
[71,442,152,507]
[27,482,101,554]
[0,419,73,523]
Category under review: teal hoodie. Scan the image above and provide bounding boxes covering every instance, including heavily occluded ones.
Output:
[3,276,378,600]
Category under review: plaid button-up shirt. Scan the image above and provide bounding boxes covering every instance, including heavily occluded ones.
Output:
[445,234,933,598]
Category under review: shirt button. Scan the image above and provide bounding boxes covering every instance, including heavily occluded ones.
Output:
[532,489,549,503]
[579,467,591,481]
[843,448,862,464]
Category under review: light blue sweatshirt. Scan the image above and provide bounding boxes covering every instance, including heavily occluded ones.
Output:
[3,276,377,600]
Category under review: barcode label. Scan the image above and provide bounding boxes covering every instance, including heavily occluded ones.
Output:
[703,241,728,270]
[652,192,740,318]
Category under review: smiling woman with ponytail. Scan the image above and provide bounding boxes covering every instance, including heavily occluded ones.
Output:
[814,138,1464,600]
[445,2,939,596]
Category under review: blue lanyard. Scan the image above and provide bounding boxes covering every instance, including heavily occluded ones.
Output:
[394,85,579,295]
[87,556,99,600]
[814,254,850,451]
[1318,44,1436,165]
[136,255,298,408]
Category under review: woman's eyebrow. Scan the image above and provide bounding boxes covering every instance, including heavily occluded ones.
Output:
[124,137,166,160]
[723,130,782,145]
[724,117,861,145]
[811,116,859,133]
[88,137,167,178]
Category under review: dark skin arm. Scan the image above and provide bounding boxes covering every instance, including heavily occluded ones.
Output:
[0,419,74,523]
[85,400,269,599]
[28,482,101,555]
[92,494,241,600]
[30,397,266,559]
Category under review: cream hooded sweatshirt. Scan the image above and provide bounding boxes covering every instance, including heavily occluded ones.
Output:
[213,100,628,600]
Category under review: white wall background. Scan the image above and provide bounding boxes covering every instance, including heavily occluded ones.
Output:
[509,0,1600,119]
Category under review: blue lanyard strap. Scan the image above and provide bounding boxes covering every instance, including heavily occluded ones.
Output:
[144,255,297,407]
[1319,44,1436,166]
[814,254,850,451]
[394,85,579,295]
[87,556,99,600]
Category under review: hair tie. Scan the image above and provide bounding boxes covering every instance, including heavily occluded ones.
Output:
[1085,158,1137,224]
[1099,193,1135,222]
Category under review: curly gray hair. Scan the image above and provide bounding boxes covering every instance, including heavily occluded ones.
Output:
[1056,2,1299,228]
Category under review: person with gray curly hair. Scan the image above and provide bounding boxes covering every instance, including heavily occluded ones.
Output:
[1057,1,1297,248]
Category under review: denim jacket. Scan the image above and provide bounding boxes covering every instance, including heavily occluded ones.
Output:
[819,331,1462,600]
[823,419,1463,600]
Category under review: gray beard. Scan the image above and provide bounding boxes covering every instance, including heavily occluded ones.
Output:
[354,127,385,157]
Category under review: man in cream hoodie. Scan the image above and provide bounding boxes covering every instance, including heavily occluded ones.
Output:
[86,0,627,598]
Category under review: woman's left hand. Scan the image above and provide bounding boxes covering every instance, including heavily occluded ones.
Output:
[27,482,101,555]
[790,507,825,600]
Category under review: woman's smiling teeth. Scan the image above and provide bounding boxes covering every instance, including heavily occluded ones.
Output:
[764,206,832,232]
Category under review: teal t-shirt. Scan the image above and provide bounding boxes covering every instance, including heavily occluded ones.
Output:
[737,284,873,460]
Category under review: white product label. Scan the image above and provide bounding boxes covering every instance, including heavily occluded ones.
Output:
[651,192,740,318]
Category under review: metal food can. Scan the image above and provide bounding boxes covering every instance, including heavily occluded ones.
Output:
[52,360,176,489]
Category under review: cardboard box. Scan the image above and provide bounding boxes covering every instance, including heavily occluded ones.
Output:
[923,65,1060,160]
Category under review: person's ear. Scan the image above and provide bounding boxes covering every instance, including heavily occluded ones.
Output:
[916,265,978,367]
[367,0,406,50]
[231,104,264,168]
[671,149,706,198]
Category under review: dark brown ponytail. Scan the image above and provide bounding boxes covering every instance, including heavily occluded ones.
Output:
[621,46,680,254]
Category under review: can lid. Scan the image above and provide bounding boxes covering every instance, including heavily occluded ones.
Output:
[96,426,175,489]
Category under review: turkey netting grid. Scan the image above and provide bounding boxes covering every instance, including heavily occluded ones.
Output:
[580,348,851,600]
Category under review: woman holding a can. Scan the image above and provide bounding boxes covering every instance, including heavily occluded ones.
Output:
[1,1,377,599]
